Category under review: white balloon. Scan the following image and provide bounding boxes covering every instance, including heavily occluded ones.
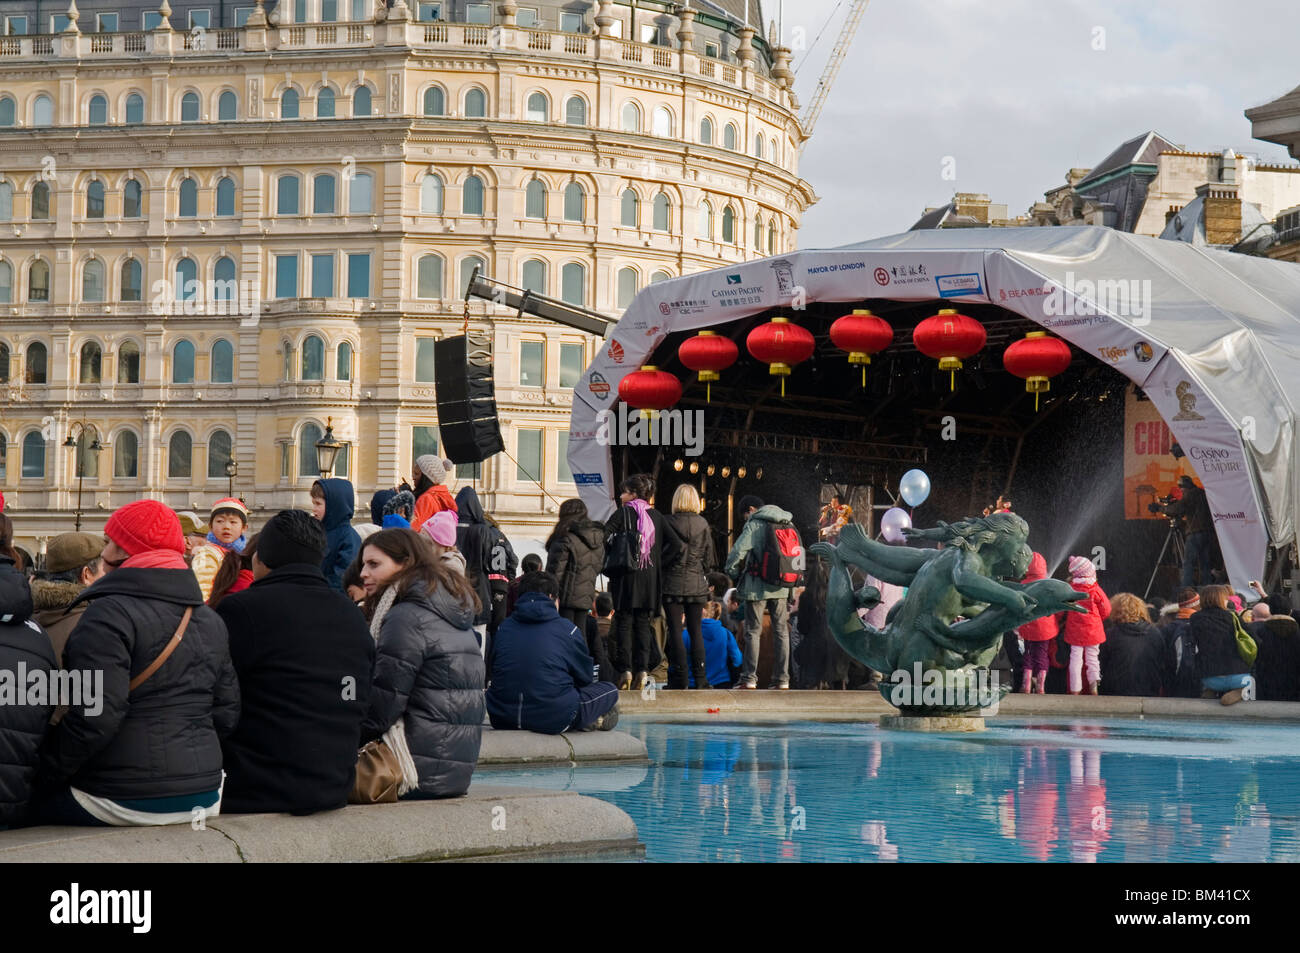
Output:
[880,507,912,543]
[899,469,931,507]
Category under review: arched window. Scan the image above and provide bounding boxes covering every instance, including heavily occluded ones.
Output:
[464,88,486,118]
[460,255,485,296]
[120,258,142,301]
[118,342,140,383]
[650,270,671,284]
[211,340,234,382]
[207,430,233,478]
[178,177,198,217]
[420,174,444,214]
[218,90,237,120]
[124,178,143,218]
[621,188,638,227]
[82,260,105,302]
[353,86,372,117]
[0,260,11,303]
[724,123,738,150]
[301,335,325,380]
[125,93,144,125]
[617,267,638,310]
[28,260,50,301]
[525,179,546,219]
[526,92,548,122]
[313,173,336,214]
[521,259,546,294]
[621,101,640,132]
[563,182,585,222]
[561,262,585,307]
[0,342,7,382]
[281,88,299,119]
[33,95,53,127]
[317,87,336,118]
[114,429,139,478]
[754,214,763,248]
[337,341,353,380]
[0,182,11,221]
[181,91,200,122]
[298,422,323,477]
[771,138,780,164]
[88,94,108,125]
[423,86,445,116]
[22,432,46,478]
[722,205,736,243]
[172,340,196,382]
[32,182,51,220]
[348,172,373,214]
[653,192,670,231]
[462,175,484,216]
[216,177,236,217]
[86,180,105,219]
[565,96,586,126]
[652,106,673,138]
[213,257,236,301]
[0,96,14,127]
[174,258,198,301]
[754,133,764,159]
[416,254,443,298]
[79,341,102,383]
[277,173,300,215]
[26,342,47,383]
[168,431,192,478]
[699,116,713,144]
[698,201,713,240]
[768,222,777,254]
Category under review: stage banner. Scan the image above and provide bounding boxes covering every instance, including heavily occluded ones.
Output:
[1123,384,1194,520]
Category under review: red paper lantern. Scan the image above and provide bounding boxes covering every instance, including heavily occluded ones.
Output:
[913,308,987,390]
[1003,330,1072,410]
[746,317,815,396]
[830,308,893,387]
[678,330,739,402]
[618,364,682,419]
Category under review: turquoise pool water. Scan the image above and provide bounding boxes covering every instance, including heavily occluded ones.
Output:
[481,718,1300,862]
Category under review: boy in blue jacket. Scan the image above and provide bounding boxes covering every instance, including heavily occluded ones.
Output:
[311,478,360,592]
[486,572,619,733]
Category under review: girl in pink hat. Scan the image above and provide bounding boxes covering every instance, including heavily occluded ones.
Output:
[1059,556,1111,695]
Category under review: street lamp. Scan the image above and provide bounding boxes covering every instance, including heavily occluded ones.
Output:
[315,417,342,478]
[63,420,102,532]
[224,456,238,498]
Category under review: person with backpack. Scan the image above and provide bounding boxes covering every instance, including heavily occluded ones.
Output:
[603,473,682,690]
[723,495,803,690]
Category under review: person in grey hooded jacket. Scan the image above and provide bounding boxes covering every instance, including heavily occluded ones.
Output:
[358,529,485,798]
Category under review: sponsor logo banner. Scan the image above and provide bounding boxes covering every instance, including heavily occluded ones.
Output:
[936,272,984,298]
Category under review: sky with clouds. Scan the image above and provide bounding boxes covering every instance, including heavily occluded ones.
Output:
[786,0,1300,249]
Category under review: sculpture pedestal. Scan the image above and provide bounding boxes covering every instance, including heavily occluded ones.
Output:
[879,713,987,732]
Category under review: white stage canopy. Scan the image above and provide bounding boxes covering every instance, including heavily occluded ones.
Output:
[568,225,1300,591]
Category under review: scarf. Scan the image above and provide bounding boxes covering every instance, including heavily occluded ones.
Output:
[120,550,189,570]
[626,498,654,569]
[206,532,246,554]
[368,584,420,796]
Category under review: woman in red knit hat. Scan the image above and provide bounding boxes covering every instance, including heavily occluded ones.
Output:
[33,500,240,826]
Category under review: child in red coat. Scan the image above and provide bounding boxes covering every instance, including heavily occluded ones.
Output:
[1059,556,1111,695]
[1017,552,1057,694]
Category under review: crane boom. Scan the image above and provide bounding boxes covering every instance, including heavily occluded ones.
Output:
[799,0,870,147]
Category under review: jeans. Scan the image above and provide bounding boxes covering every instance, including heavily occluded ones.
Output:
[612,608,654,674]
[567,681,620,731]
[1068,644,1100,692]
[1202,674,1253,693]
[664,600,705,687]
[1182,531,1213,588]
[29,786,107,827]
[740,598,790,686]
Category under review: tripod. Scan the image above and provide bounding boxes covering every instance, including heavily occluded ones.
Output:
[1143,518,1186,601]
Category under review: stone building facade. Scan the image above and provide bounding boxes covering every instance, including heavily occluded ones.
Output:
[0,0,815,554]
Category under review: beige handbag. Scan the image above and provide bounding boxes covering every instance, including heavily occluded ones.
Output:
[349,740,403,804]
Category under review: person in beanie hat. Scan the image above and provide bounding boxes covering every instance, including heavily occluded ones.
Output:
[190,498,249,602]
[30,533,107,665]
[418,509,467,576]
[411,455,458,533]
[33,500,239,826]
[1057,555,1111,695]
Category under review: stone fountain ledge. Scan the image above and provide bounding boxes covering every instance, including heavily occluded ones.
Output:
[616,689,1300,723]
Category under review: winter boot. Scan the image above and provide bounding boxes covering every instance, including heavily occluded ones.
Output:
[1034,673,1047,695]
[1020,670,1033,695]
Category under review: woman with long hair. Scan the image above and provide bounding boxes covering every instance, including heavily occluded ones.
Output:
[207,533,259,608]
[603,473,682,690]
[662,484,715,689]
[545,498,606,633]
[1098,592,1165,697]
[357,529,485,798]
[1188,584,1256,705]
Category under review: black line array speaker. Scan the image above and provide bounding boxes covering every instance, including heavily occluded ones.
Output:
[433,332,505,464]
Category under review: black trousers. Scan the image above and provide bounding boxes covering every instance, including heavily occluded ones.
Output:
[612,608,655,675]
[664,600,707,687]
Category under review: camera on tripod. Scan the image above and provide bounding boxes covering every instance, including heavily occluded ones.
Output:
[1147,493,1177,515]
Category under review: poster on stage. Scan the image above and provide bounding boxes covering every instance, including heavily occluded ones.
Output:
[1123,384,1194,520]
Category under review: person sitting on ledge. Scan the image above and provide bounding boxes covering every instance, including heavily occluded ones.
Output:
[1190,584,1256,705]
[486,571,620,734]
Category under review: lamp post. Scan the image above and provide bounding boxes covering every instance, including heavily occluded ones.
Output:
[63,420,102,532]
[224,455,238,498]
[315,417,342,478]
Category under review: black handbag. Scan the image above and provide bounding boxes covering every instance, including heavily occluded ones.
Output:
[603,508,640,576]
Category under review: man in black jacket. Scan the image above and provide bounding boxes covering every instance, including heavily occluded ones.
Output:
[0,552,54,829]
[1159,476,1214,588]
[215,510,374,815]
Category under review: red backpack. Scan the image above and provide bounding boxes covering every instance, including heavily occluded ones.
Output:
[750,519,805,587]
